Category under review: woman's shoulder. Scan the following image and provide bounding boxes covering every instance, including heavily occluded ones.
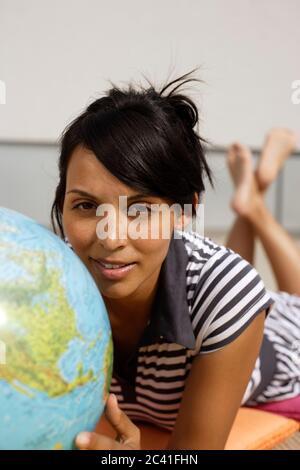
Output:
[176,230,274,355]
[178,229,268,301]
[177,229,236,273]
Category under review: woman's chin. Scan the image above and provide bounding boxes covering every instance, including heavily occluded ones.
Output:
[96,281,135,300]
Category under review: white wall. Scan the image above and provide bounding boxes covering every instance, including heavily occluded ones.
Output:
[0,0,300,147]
[0,0,299,231]
[0,143,58,226]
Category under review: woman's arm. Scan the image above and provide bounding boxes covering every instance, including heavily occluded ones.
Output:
[166,310,266,450]
[76,311,265,451]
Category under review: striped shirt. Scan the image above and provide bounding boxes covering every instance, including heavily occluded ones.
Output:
[109,230,274,431]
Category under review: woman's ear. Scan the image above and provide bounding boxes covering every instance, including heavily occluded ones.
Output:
[174,192,199,231]
[193,192,199,210]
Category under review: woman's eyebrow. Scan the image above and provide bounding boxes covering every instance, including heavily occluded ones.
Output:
[66,189,151,201]
[66,189,97,199]
[127,193,153,201]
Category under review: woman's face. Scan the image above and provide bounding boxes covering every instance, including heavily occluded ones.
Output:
[62,145,185,302]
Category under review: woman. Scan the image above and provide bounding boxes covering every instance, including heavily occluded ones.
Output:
[51,72,274,450]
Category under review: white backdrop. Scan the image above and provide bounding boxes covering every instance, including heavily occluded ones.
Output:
[0,0,300,147]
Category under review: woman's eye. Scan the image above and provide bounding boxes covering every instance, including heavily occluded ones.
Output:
[73,202,96,212]
[127,204,151,217]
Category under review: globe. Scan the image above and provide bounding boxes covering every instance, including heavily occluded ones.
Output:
[0,207,113,450]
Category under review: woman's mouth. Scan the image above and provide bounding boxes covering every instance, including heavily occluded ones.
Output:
[90,258,137,280]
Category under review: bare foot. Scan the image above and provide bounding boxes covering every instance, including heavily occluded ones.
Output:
[227,142,262,218]
[256,128,298,191]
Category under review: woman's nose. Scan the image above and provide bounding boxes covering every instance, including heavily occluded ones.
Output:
[95,204,128,249]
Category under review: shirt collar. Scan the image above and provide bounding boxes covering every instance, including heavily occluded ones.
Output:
[140,231,196,350]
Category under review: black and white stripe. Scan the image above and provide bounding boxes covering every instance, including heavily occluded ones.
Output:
[110,230,279,430]
[111,343,195,430]
[246,290,300,404]
[185,232,272,354]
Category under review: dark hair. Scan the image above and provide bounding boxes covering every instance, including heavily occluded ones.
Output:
[51,70,213,237]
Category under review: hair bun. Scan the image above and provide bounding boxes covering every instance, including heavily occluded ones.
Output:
[166,94,198,129]
[157,70,201,130]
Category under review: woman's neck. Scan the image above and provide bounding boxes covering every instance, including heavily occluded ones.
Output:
[103,265,161,333]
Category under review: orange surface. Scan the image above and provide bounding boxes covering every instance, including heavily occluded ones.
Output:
[96,407,300,450]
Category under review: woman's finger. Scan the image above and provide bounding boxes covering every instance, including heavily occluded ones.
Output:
[76,431,126,450]
[105,394,141,448]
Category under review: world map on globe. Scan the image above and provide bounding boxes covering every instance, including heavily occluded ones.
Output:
[0,207,113,450]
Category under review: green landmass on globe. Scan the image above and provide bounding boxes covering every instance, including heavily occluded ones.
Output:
[0,208,113,450]
[0,240,98,397]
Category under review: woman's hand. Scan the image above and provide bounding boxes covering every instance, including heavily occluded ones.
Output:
[75,394,141,450]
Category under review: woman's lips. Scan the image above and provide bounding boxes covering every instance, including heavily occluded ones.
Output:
[90,259,136,280]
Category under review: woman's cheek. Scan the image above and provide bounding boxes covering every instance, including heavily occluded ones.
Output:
[65,217,96,252]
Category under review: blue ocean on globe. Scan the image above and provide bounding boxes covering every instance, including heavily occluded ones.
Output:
[0,207,113,450]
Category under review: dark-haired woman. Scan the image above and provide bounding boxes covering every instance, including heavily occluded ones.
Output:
[51,73,274,450]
